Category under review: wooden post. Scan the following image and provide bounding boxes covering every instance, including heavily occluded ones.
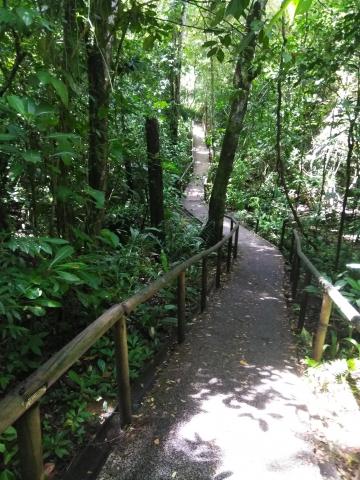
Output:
[177,271,186,343]
[234,226,239,259]
[201,257,207,312]
[255,218,259,233]
[279,219,287,250]
[292,254,300,299]
[230,218,234,231]
[297,270,312,333]
[226,236,232,273]
[216,247,222,288]
[313,292,332,361]
[289,232,295,263]
[16,403,44,480]
[114,316,132,426]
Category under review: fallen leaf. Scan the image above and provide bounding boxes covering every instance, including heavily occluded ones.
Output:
[154,438,160,445]
[240,360,248,366]
[172,472,177,478]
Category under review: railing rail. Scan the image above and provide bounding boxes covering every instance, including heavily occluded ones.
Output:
[0,215,239,480]
[280,220,360,362]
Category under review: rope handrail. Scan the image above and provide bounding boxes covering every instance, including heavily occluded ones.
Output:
[0,216,239,444]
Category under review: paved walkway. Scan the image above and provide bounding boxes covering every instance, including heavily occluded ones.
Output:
[98,125,343,480]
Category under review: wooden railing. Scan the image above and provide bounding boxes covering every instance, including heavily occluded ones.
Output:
[0,216,239,480]
[280,220,360,361]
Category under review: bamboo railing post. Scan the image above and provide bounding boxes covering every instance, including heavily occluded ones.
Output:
[289,232,295,263]
[216,247,222,288]
[292,254,300,299]
[114,316,132,426]
[15,403,44,480]
[201,257,207,312]
[297,270,312,333]
[177,271,186,343]
[255,218,259,233]
[279,219,287,251]
[234,226,239,259]
[313,292,333,361]
[226,236,232,273]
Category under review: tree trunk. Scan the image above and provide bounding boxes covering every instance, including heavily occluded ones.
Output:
[56,0,78,239]
[202,0,266,244]
[169,1,186,144]
[86,0,114,235]
[334,71,360,271]
[145,117,165,239]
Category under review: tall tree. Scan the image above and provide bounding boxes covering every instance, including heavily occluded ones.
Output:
[168,1,186,144]
[86,0,121,235]
[202,0,267,244]
[145,117,165,240]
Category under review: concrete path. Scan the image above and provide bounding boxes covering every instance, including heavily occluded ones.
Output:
[98,125,342,480]
[182,123,209,222]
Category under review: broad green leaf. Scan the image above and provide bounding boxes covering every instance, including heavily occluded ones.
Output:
[207,46,218,58]
[295,0,314,15]
[37,71,69,106]
[56,271,81,283]
[0,8,18,26]
[68,369,82,385]
[85,187,105,209]
[220,35,232,47]
[16,7,35,27]
[7,96,26,116]
[100,228,120,247]
[0,134,17,141]
[22,151,41,164]
[36,299,62,308]
[0,468,16,480]
[37,70,52,85]
[50,77,68,106]
[97,359,106,373]
[216,48,225,62]
[153,100,168,109]
[3,427,17,440]
[211,4,225,26]
[143,35,155,50]
[41,237,69,245]
[27,306,46,317]
[203,40,218,48]
[49,245,75,267]
[24,288,42,300]
[226,0,250,19]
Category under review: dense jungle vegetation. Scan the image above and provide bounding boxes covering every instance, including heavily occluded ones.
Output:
[0,0,359,478]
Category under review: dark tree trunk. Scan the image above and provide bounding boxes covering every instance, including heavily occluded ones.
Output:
[169,1,186,144]
[86,0,114,235]
[145,117,165,239]
[202,0,266,244]
[56,0,78,239]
